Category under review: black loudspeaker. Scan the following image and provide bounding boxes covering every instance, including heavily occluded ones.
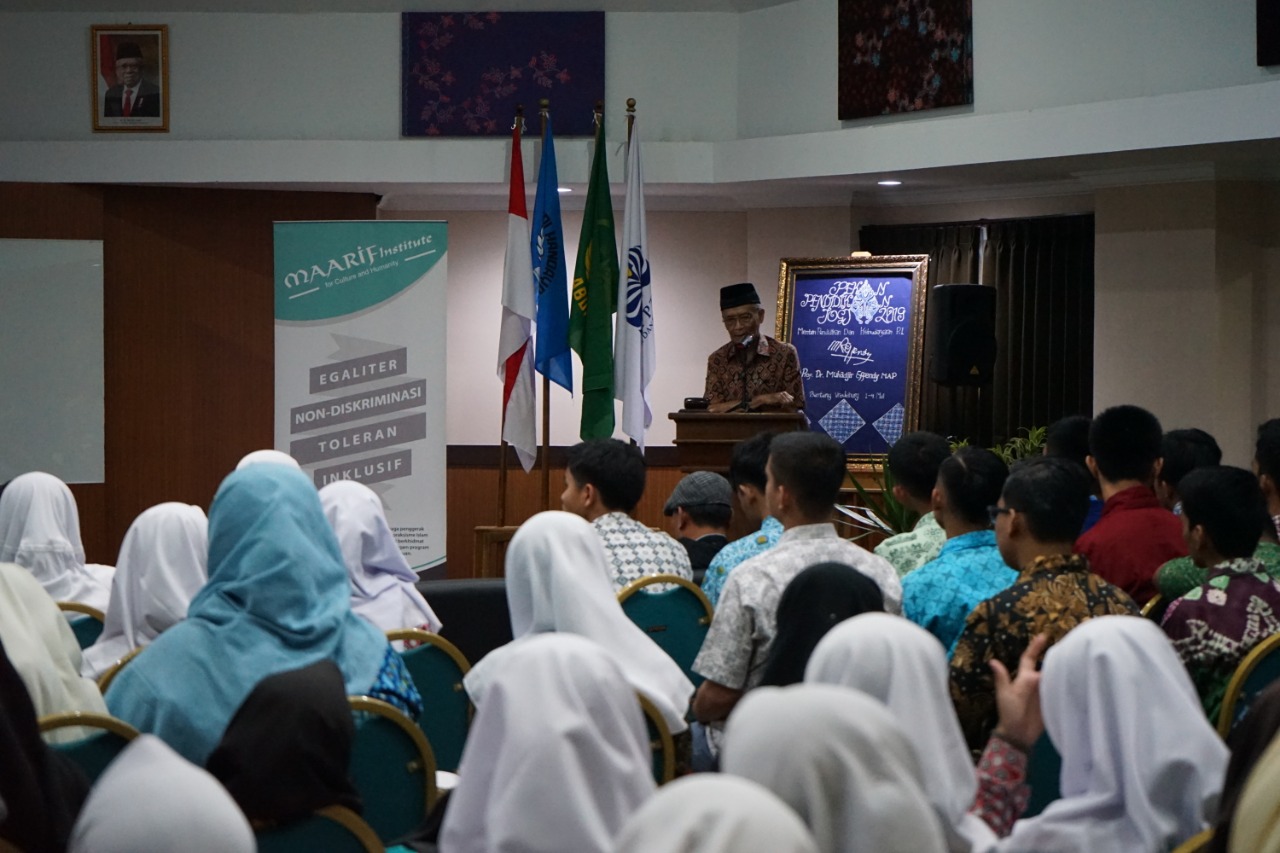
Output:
[929,283,997,386]
[1261,0,1280,66]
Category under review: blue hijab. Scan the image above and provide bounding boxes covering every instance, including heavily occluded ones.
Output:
[106,464,388,765]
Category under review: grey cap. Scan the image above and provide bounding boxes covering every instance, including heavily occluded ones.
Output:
[664,471,734,516]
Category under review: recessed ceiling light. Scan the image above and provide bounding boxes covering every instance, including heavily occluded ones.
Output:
[557,187,572,193]
[877,180,903,187]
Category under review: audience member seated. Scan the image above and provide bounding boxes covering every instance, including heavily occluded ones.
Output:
[463,510,693,733]
[902,447,1015,654]
[1043,415,1103,533]
[206,659,361,826]
[235,448,301,470]
[691,432,900,738]
[440,634,655,853]
[612,773,820,853]
[1155,428,1222,514]
[1161,465,1280,720]
[561,438,692,590]
[805,613,992,849]
[0,472,114,611]
[105,464,422,765]
[1223,698,1280,853]
[663,470,733,584]
[950,457,1137,750]
[721,684,947,853]
[1207,681,1280,853]
[1257,418,1280,542]
[702,431,783,607]
[874,431,951,577]
[0,636,90,853]
[68,735,255,853]
[81,502,208,679]
[758,562,883,687]
[320,479,442,639]
[1074,405,1186,604]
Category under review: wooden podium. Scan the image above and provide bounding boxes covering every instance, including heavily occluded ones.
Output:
[668,411,807,472]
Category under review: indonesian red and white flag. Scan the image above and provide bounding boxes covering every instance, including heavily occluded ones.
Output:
[497,119,537,471]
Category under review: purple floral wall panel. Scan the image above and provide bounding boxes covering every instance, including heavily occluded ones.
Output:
[401,11,605,137]
[838,0,973,120]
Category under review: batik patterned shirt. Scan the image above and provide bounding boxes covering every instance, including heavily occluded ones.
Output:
[1154,541,1280,602]
[1162,557,1280,722]
[593,511,693,592]
[701,516,785,607]
[874,511,946,579]
[902,530,1018,656]
[949,553,1137,751]
[704,335,804,409]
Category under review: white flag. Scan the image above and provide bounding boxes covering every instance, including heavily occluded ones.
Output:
[614,117,655,448]
[497,121,537,471]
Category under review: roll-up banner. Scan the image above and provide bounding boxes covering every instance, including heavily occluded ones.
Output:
[274,221,448,575]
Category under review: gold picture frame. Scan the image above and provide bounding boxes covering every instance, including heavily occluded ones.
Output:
[91,24,169,133]
[776,254,929,468]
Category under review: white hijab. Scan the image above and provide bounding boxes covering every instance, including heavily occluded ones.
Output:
[81,503,209,679]
[0,471,114,610]
[465,511,694,733]
[613,774,819,853]
[995,616,1228,853]
[440,633,655,853]
[806,613,989,850]
[722,684,947,853]
[69,735,255,853]
[235,449,301,470]
[319,479,441,634]
[0,562,106,737]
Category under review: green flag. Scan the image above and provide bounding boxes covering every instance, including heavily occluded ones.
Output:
[569,113,619,440]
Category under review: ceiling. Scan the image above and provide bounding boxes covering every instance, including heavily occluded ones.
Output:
[0,0,787,11]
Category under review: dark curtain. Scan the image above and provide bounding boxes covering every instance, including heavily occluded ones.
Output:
[859,214,1094,445]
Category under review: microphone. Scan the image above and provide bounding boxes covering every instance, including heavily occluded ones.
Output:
[737,334,755,351]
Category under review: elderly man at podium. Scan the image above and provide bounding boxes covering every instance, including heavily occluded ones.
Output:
[704,282,804,414]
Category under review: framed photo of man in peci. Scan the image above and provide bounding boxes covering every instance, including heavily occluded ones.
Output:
[776,255,929,465]
[91,25,169,132]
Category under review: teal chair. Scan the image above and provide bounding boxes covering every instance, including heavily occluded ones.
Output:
[57,602,105,649]
[255,805,384,853]
[347,695,438,844]
[1022,733,1062,818]
[386,628,472,773]
[617,574,713,689]
[38,712,138,783]
[1218,631,1280,737]
[638,693,675,785]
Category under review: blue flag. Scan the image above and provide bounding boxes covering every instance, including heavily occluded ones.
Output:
[531,114,572,393]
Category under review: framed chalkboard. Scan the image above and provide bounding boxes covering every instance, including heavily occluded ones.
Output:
[776,255,929,465]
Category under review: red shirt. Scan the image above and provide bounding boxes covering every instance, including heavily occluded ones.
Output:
[1074,486,1186,605]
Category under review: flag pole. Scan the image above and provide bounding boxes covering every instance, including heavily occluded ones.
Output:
[497,103,524,528]
[625,98,636,447]
[538,98,552,512]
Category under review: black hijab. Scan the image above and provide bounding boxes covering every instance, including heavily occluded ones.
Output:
[1207,680,1280,853]
[0,636,90,853]
[758,562,885,687]
[206,659,361,824]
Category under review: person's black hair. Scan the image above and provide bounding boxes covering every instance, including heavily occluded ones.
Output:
[728,431,775,493]
[1088,405,1163,483]
[886,432,951,504]
[1256,419,1280,484]
[1002,456,1092,543]
[937,446,1008,528]
[565,439,646,512]
[684,504,732,529]
[1159,428,1222,488]
[1180,466,1269,560]
[1045,415,1092,468]
[767,431,846,519]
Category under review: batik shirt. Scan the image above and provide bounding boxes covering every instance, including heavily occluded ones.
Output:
[701,516,785,607]
[874,511,946,579]
[949,553,1137,750]
[1162,558,1280,722]
[902,530,1018,656]
[592,511,693,592]
[704,335,804,409]
[1154,541,1280,602]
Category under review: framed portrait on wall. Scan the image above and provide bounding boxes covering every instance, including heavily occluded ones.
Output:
[91,25,169,132]
[777,254,929,466]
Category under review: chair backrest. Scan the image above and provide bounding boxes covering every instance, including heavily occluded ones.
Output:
[1170,827,1214,853]
[386,628,472,773]
[347,695,438,843]
[96,645,145,693]
[1218,631,1280,737]
[1021,732,1062,818]
[416,578,513,665]
[617,574,713,688]
[37,712,139,782]
[255,805,385,853]
[637,693,675,785]
[57,601,106,649]
[1140,593,1165,621]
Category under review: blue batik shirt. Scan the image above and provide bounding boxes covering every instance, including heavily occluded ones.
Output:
[901,529,1018,656]
[701,516,784,607]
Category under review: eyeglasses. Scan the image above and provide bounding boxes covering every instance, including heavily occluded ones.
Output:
[987,505,1012,525]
